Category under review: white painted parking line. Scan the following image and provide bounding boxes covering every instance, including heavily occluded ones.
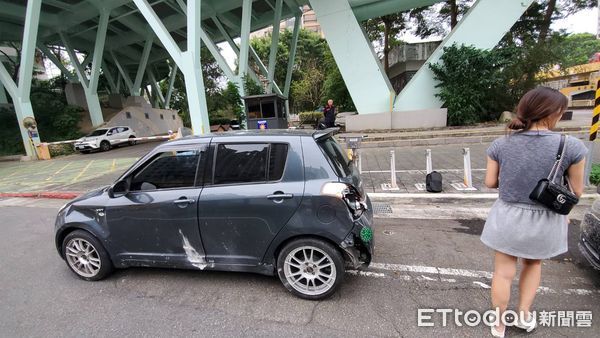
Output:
[347,262,599,296]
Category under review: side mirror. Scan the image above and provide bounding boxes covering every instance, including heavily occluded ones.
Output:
[107,132,113,136]
[109,180,129,198]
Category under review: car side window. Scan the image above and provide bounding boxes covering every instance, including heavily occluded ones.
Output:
[214,144,269,184]
[212,143,288,185]
[117,127,126,133]
[130,149,202,191]
[268,143,288,181]
[108,128,117,135]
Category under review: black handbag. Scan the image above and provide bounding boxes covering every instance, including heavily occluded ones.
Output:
[529,135,579,215]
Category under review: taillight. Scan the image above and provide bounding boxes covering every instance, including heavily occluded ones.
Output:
[321,182,366,218]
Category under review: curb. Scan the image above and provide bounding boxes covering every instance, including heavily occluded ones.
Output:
[0,191,81,200]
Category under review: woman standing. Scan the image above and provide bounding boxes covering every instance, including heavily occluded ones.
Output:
[481,87,587,337]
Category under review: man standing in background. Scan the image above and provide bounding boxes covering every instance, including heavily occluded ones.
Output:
[323,99,336,128]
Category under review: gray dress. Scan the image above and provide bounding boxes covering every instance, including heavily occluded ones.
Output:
[480,130,587,259]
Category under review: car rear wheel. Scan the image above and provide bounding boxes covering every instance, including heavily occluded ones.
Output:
[62,230,113,281]
[100,140,111,152]
[128,135,136,146]
[277,238,344,300]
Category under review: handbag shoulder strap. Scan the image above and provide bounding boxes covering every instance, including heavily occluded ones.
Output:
[548,134,568,182]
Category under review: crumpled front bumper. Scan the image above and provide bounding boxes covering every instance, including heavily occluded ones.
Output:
[340,208,374,269]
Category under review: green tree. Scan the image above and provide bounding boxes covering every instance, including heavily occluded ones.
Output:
[250,28,355,113]
[364,13,405,72]
[322,50,355,111]
[554,33,600,68]
[429,44,514,126]
[161,47,224,127]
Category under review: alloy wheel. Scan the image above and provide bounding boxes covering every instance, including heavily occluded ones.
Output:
[283,246,336,296]
[65,238,101,278]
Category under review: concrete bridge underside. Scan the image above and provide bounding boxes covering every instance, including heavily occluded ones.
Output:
[0,0,534,157]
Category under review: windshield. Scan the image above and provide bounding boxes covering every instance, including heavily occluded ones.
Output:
[87,129,108,137]
[317,137,351,177]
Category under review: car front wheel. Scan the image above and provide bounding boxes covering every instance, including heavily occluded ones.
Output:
[62,230,113,281]
[100,141,111,152]
[128,135,136,146]
[277,238,344,300]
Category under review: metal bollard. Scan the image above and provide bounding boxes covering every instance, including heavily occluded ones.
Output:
[358,150,362,174]
[463,148,473,188]
[426,149,432,174]
[390,150,398,189]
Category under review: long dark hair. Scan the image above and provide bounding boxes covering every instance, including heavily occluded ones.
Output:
[507,87,568,131]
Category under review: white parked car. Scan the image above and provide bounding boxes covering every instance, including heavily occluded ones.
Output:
[74,126,136,153]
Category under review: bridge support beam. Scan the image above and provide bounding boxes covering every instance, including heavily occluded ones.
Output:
[394,0,534,111]
[266,0,283,93]
[60,7,109,127]
[133,0,209,134]
[309,0,393,115]
[0,82,7,104]
[165,62,177,109]
[0,0,41,157]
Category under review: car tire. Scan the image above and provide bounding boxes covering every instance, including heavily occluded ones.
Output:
[128,135,137,146]
[100,140,111,152]
[276,238,345,300]
[62,230,113,281]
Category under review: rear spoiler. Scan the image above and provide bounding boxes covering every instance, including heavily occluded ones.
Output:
[312,127,340,140]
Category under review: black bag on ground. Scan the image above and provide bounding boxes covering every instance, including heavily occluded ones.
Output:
[426,171,443,193]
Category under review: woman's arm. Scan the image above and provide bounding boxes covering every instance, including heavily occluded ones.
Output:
[567,159,586,197]
[485,156,499,188]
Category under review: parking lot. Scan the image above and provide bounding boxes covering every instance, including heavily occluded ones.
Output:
[1,198,597,337]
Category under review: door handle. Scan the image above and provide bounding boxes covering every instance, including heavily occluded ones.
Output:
[174,198,195,205]
[267,193,294,200]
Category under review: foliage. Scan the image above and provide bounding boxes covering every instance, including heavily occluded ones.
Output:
[0,80,83,156]
[322,49,355,111]
[243,74,264,96]
[429,44,514,125]
[162,47,225,128]
[364,13,406,71]
[553,33,600,68]
[290,59,325,112]
[0,107,24,156]
[250,29,354,113]
[590,164,600,186]
[298,111,324,125]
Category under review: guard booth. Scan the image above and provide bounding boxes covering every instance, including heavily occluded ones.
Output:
[243,94,288,129]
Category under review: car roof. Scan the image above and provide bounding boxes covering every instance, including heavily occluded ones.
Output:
[164,128,338,147]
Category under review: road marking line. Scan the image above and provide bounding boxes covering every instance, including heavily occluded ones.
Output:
[71,160,94,183]
[349,265,597,295]
[368,193,598,200]
[45,162,72,181]
[363,169,487,174]
[370,262,494,279]
[111,159,116,171]
[346,270,386,278]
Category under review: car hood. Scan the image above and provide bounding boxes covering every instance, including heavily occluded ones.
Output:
[79,136,101,142]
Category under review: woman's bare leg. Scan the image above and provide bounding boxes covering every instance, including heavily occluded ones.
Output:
[518,258,542,318]
[491,251,518,331]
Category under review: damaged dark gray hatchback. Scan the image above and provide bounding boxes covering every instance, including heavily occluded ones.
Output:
[54,129,373,299]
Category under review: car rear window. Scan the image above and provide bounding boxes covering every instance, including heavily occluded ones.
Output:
[318,137,351,177]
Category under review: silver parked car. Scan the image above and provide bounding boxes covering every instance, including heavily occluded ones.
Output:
[55,129,374,300]
[74,126,136,153]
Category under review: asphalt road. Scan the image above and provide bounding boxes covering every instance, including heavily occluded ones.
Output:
[0,198,598,337]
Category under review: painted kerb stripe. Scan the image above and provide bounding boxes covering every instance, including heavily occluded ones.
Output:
[590,80,600,141]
